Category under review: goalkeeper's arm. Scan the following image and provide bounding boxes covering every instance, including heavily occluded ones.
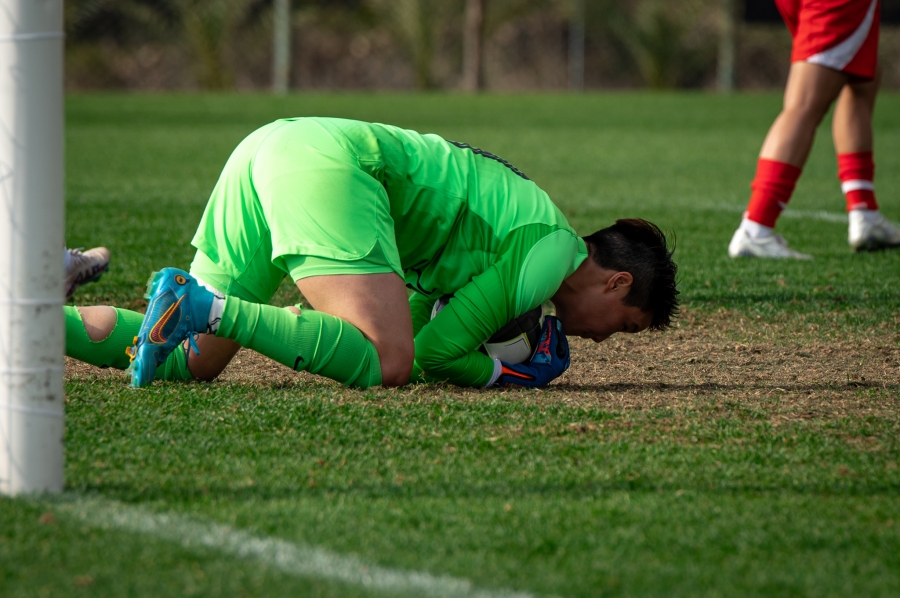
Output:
[412,261,513,386]
[411,225,581,387]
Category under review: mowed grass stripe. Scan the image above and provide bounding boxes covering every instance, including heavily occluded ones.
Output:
[54,495,550,598]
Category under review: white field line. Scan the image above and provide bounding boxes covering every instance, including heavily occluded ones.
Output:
[54,496,550,598]
[708,203,848,224]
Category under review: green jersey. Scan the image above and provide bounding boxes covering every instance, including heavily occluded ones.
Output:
[191,118,587,387]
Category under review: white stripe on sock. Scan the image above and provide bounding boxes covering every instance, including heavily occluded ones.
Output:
[193,275,225,334]
[207,296,225,334]
[841,180,875,194]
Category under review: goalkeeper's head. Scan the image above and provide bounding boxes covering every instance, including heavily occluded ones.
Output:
[553,218,679,342]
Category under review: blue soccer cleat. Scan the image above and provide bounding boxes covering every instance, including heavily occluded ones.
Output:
[127,268,214,388]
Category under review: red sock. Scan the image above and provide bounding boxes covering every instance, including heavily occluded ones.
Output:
[745,159,802,228]
[837,152,878,212]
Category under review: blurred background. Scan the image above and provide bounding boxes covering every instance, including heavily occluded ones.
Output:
[64,0,900,93]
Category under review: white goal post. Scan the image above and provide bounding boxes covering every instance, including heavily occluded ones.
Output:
[0,0,66,496]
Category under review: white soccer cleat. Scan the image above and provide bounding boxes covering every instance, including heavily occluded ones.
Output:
[728,228,812,260]
[848,210,900,252]
[65,246,111,299]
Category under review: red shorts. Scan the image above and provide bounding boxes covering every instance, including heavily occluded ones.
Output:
[776,0,880,79]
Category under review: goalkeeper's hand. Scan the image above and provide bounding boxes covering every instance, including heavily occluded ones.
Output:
[494,316,570,388]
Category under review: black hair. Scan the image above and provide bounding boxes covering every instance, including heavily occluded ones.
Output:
[583,218,679,330]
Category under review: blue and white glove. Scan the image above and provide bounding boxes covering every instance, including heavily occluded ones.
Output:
[492,316,570,388]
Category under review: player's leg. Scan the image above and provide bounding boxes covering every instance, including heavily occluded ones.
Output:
[832,71,900,250]
[295,273,414,386]
[833,75,877,155]
[729,62,847,259]
[183,335,241,382]
[126,247,277,386]
[210,273,413,387]
[65,273,239,382]
[65,305,193,381]
[132,268,386,388]
[759,62,847,166]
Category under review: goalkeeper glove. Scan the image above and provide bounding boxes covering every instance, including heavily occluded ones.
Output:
[494,316,570,388]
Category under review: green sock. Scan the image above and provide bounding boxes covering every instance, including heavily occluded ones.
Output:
[216,298,382,388]
[64,306,192,381]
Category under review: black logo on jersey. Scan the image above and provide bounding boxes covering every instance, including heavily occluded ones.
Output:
[446,140,530,180]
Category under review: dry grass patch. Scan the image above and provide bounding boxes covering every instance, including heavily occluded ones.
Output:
[66,309,900,420]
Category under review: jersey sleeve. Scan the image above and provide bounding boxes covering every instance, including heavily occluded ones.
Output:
[409,291,435,337]
[412,224,586,387]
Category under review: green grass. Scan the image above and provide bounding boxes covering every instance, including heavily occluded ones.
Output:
[2,92,899,597]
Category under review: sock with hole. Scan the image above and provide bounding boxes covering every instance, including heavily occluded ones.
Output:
[65,306,192,381]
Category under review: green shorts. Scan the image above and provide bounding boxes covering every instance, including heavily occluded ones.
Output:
[190,118,402,304]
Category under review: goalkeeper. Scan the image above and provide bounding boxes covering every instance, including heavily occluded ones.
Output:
[66,118,678,389]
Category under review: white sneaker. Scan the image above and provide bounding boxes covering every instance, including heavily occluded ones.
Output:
[728,229,812,260]
[65,246,110,299]
[848,210,900,252]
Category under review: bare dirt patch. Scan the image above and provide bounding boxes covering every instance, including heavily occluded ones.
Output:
[66,308,900,419]
[551,308,900,418]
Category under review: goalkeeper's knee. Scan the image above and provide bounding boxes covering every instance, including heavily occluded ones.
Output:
[376,341,415,387]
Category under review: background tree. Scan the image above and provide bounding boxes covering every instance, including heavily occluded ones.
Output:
[461,0,486,91]
[367,0,456,90]
[609,0,718,89]
[67,0,268,89]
